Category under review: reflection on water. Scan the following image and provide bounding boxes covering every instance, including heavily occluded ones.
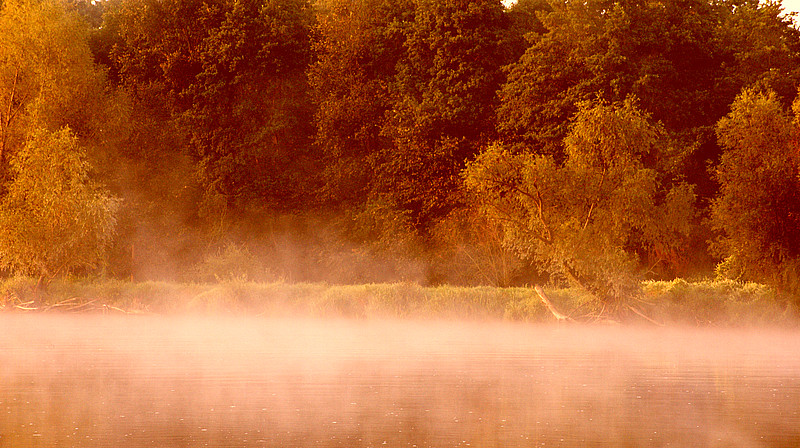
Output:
[1,314,799,447]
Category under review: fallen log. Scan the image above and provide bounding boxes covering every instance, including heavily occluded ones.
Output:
[534,285,575,322]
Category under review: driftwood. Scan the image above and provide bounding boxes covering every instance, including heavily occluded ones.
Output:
[534,285,574,322]
[1,295,135,314]
[626,303,664,326]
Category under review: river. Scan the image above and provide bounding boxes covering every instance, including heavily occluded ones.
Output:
[1,314,799,447]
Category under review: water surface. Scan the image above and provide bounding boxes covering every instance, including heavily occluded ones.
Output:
[1,314,799,447]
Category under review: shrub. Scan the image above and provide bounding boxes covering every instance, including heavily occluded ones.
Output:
[0,129,119,283]
[711,88,800,299]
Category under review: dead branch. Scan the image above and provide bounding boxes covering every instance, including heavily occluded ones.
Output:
[626,303,664,326]
[534,285,574,322]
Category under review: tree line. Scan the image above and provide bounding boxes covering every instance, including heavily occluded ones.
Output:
[0,0,799,310]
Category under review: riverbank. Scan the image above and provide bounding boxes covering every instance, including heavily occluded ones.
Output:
[0,277,796,326]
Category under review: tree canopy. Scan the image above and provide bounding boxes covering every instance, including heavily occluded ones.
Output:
[466,100,695,311]
[0,0,118,182]
[1,0,799,299]
[711,88,800,295]
[106,0,317,213]
[496,0,800,197]
[0,128,119,282]
[0,0,123,281]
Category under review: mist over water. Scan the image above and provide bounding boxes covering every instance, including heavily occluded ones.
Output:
[2,315,800,447]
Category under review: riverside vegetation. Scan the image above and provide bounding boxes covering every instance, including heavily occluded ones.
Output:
[1,0,800,321]
[1,277,797,326]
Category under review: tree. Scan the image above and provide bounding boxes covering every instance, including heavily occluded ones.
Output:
[310,0,517,273]
[503,0,550,58]
[711,88,800,296]
[0,0,127,283]
[0,0,120,186]
[106,0,317,215]
[309,0,413,210]
[496,0,800,199]
[0,128,119,283]
[465,100,695,315]
[715,2,800,110]
[382,0,512,228]
[186,0,317,212]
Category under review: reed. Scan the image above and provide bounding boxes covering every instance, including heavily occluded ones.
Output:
[1,277,796,325]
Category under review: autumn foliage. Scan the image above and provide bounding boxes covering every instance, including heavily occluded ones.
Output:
[0,0,799,309]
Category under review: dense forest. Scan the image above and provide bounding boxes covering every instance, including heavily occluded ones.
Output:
[0,0,799,310]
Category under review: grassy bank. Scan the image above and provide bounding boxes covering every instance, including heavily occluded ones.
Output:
[0,277,797,326]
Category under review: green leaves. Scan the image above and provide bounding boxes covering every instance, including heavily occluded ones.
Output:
[0,0,127,281]
[466,100,696,308]
[496,0,800,174]
[711,88,800,294]
[379,0,512,226]
[108,0,316,212]
[0,0,108,166]
[311,0,513,235]
[309,0,410,208]
[0,128,119,279]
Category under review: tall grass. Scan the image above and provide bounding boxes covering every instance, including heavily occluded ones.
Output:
[1,277,797,325]
[642,279,797,326]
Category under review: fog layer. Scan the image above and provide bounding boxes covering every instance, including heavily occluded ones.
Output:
[2,315,799,447]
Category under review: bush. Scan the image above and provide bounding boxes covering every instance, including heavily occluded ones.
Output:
[465,100,695,312]
[642,279,791,325]
[711,88,800,298]
[0,129,119,282]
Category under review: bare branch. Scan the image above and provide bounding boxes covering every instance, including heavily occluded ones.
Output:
[534,285,574,322]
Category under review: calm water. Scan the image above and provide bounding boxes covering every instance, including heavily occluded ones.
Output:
[1,314,799,447]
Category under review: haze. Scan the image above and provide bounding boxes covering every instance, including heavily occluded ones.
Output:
[3,0,800,445]
[2,314,800,447]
